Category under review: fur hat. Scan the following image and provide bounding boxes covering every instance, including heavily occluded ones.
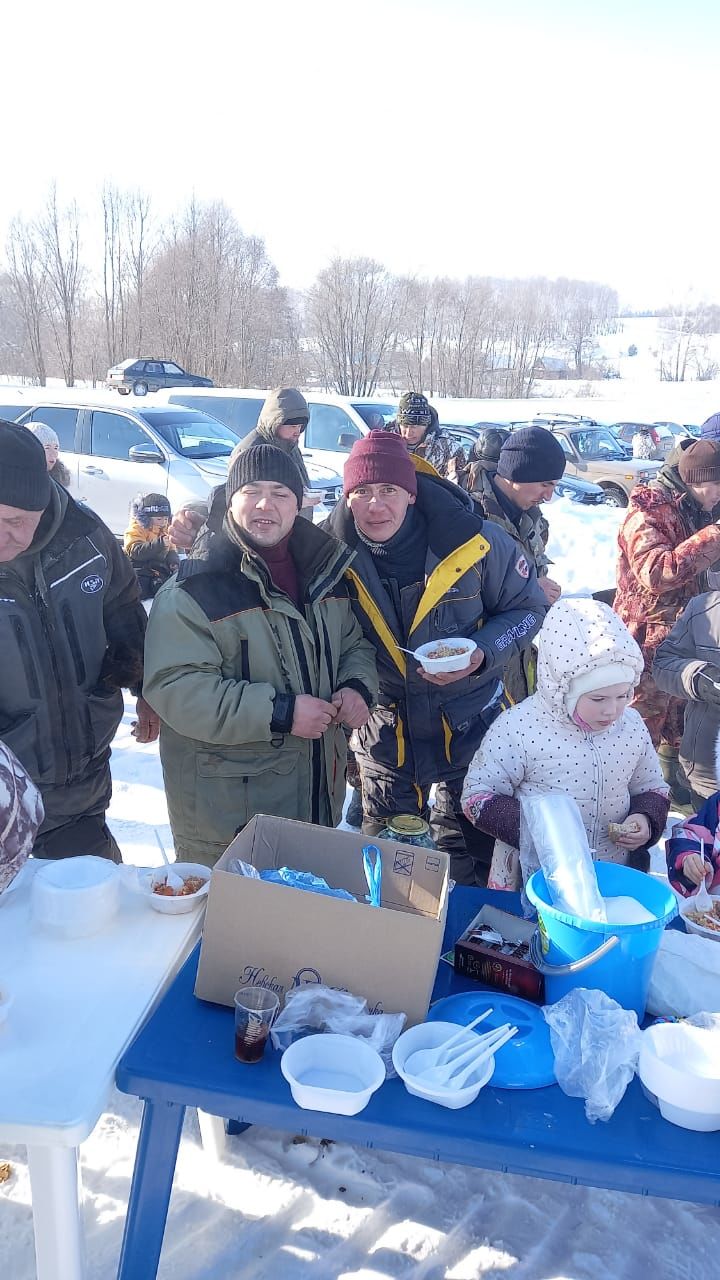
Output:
[226,443,304,508]
[343,430,418,498]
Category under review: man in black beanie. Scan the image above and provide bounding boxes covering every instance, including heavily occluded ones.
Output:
[0,421,152,861]
[469,425,566,704]
[142,445,378,865]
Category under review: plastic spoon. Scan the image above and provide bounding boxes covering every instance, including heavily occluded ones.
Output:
[440,1025,519,1091]
[410,1022,514,1087]
[403,1009,494,1076]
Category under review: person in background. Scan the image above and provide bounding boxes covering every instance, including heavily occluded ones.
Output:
[614,438,720,806]
[142,444,378,866]
[123,493,179,600]
[699,411,720,440]
[388,392,467,482]
[463,426,511,491]
[462,598,670,889]
[631,424,657,461]
[323,430,547,885]
[0,739,44,892]
[0,422,154,861]
[652,589,720,809]
[665,735,720,896]
[26,422,72,488]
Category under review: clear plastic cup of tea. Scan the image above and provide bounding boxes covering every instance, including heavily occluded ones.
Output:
[233,986,280,1063]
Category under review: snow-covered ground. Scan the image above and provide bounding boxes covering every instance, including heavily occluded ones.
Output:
[2,500,719,1280]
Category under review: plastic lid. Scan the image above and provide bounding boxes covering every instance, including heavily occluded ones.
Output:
[426,992,556,1089]
[36,855,117,891]
[387,816,430,836]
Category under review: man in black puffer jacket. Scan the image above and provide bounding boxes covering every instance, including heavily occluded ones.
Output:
[323,431,548,885]
[0,422,153,861]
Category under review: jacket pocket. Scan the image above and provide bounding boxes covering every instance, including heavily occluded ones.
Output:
[355,704,406,770]
[0,710,46,778]
[85,688,124,760]
[194,748,301,838]
[440,683,501,769]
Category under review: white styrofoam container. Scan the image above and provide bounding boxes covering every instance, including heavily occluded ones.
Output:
[31,856,119,938]
[280,1033,385,1115]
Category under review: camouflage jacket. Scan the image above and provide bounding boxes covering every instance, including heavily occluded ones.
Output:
[387,423,467,483]
[614,466,720,669]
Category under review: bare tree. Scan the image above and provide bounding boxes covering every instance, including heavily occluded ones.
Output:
[37,185,84,385]
[6,217,48,384]
[307,257,402,395]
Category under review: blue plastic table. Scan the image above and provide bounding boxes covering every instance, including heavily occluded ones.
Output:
[115,887,720,1280]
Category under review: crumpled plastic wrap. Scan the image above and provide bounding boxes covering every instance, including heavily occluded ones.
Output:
[520,793,606,922]
[269,984,405,1076]
[543,987,642,1123]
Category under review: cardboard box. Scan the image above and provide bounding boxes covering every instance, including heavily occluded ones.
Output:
[454,904,544,1003]
[194,814,449,1027]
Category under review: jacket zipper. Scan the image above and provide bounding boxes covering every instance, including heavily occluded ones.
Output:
[288,616,321,825]
[586,732,604,852]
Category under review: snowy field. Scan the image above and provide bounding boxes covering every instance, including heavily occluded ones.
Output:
[2,500,720,1280]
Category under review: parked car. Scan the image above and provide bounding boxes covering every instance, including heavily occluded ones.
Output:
[506,416,659,506]
[609,420,694,460]
[15,400,342,535]
[156,388,399,478]
[105,359,214,397]
[443,423,608,505]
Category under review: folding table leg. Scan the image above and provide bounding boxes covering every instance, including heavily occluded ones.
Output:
[116,1099,186,1280]
[26,1144,85,1280]
[197,1109,227,1161]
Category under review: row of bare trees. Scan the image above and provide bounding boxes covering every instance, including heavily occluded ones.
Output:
[0,185,619,396]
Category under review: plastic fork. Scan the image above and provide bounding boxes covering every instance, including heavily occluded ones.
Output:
[403,1009,494,1077]
[410,1023,516,1087]
[439,1025,519,1091]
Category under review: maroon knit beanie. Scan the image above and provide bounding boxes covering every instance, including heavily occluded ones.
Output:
[677,439,720,485]
[343,430,418,498]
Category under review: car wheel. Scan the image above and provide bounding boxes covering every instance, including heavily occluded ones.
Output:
[133,381,148,396]
[118,386,131,395]
[599,485,628,508]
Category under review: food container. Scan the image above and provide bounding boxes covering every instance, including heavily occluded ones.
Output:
[414,638,477,674]
[280,1033,385,1115]
[677,892,720,942]
[376,815,436,849]
[454,904,544,1002]
[32,856,120,938]
[638,1020,720,1131]
[392,1020,495,1110]
[135,863,210,915]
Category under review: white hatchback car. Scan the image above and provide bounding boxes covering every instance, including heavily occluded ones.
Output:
[15,400,343,536]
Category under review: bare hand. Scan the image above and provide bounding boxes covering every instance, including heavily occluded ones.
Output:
[131,696,160,744]
[418,648,485,686]
[331,687,370,729]
[168,507,205,552]
[683,852,711,886]
[291,694,338,739]
[614,813,651,850]
[303,491,324,508]
[540,577,562,605]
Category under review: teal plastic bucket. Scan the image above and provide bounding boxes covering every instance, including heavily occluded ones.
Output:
[525,862,678,1018]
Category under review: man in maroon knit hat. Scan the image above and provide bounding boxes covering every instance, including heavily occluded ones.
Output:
[323,431,547,885]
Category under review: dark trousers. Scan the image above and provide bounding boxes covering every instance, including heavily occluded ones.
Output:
[33,814,123,863]
[360,769,493,887]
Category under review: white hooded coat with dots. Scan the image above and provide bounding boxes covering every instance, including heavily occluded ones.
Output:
[461,597,669,889]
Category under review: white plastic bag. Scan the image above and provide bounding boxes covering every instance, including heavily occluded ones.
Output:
[269,984,406,1076]
[543,988,642,1123]
[647,930,720,1019]
[520,794,606,922]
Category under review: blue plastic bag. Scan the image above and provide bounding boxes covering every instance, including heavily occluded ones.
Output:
[259,866,357,902]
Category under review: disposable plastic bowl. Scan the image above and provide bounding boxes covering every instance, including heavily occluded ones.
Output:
[414,638,477,674]
[137,863,211,915]
[392,1020,495,1110]
[280,1033,385,1115]
[638,1022,720,1131]
[676,893,720,943]
[31,856,119,938]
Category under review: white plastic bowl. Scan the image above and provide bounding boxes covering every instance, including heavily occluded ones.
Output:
[414,638,476,674]
[392,1020,495,1110]
[677,893,720,942]
[32,856,119,938]
[136,863,210,915]
[280,1033,385,1115]
[638,1022,720,1131]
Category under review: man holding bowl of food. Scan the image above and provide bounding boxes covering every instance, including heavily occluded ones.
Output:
[323,431,548,885]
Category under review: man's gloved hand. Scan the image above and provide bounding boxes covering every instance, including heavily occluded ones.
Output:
[693,664,720,706]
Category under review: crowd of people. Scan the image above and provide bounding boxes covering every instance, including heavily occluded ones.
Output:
[3,390,720,903]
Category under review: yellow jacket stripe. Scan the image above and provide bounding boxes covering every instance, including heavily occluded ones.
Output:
[409,533,490,637]
[346,567,407,676]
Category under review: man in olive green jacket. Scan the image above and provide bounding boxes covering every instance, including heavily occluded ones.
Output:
[143,444,379,865]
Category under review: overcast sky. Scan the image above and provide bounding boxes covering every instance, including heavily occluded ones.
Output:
[4,0,719,309]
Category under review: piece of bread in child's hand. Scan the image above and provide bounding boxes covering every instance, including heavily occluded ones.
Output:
[608,818,642,843]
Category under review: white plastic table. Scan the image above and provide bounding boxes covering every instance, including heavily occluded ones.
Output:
[0,861,203,1280]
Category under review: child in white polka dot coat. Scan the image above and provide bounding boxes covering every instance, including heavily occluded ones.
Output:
[461,597,670,890]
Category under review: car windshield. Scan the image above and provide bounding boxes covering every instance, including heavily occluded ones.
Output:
[351,402,397,428]
[568,428,627,461]
[137,409,239,458]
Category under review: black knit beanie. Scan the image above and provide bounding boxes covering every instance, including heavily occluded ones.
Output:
[226,444,304,508]
[0,421,52,511]
[496,426,566,483]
